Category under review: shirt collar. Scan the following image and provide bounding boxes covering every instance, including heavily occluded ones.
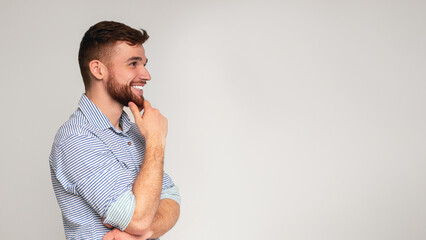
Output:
[78,94,132,133]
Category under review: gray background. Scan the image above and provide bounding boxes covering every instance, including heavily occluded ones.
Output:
[1,0,425,239]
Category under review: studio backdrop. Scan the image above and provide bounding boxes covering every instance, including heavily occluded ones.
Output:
[1,0,425,239]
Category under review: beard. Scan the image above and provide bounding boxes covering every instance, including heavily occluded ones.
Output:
[106,73,145,110]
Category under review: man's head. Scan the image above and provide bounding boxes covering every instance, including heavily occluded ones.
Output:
[78,21,150,108]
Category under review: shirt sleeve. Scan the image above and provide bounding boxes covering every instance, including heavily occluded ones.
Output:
[160,185,181,206]
[103,190,135,230]
[52,134,135,218]
[103,184,181,230]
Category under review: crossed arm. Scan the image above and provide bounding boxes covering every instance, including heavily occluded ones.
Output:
[103,100,179,240]
[103,198,180,240]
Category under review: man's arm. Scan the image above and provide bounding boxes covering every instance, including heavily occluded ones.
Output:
[103,198,180,240]
[102,100,181,238]
[146,198,180,238]
[124,140,164,234]
[123,100,169,235]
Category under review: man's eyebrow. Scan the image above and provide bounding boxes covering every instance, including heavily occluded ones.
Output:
[126,56,143,62]
[126,57,148,66]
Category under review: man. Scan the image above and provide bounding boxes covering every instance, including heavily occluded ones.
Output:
[49,21,180,239]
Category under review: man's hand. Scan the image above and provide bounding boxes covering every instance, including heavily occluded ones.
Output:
[128,100,167,146]
[103,228,153,240]
[123,100,167,235]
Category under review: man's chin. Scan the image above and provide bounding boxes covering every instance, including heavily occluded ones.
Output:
[122,99,143,110]
[132,98,145,111]
[135,102,144,111]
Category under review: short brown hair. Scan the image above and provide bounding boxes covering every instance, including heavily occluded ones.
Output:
[78,21,149,89]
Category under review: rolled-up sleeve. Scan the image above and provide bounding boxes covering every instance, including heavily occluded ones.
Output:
[103,190,136,230]
[160,185,181,206]
[104,184,181,230]
[53,134,134,218]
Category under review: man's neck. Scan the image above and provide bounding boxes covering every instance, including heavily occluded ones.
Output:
[85,90,123,130]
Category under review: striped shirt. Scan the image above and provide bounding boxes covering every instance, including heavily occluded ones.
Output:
[50,94,180,239]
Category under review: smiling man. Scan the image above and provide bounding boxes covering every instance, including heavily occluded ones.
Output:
[49,21,180,239]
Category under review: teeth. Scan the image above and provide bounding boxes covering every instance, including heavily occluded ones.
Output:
[132,86,143,90]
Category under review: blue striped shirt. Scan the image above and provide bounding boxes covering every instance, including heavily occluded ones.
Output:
[50,94,179,239]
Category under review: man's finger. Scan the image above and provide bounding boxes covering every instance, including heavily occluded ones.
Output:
[102,230,114,240]
[104,223,113,229]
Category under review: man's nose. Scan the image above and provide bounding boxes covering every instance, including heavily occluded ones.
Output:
[139,66,151,80]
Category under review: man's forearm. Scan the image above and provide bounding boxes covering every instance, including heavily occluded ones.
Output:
[121,101,169,236]
[103,199,180,240]
[125,140,165,235]
[147,198,180,238]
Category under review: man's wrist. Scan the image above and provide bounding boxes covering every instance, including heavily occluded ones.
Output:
[145,137,166,151]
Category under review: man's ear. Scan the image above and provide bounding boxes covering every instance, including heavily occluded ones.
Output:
[89,60,108,80]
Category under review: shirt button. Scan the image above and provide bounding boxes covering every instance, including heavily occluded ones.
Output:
[127,142,132,145]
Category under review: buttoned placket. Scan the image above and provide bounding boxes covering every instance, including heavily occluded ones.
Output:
[119,131,140,174]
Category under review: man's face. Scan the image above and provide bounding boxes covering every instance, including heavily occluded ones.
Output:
[105,41,151,110]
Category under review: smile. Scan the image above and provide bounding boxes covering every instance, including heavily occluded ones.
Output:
[132,86,143,90]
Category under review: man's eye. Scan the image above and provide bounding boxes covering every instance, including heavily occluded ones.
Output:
[130,62,137,67]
